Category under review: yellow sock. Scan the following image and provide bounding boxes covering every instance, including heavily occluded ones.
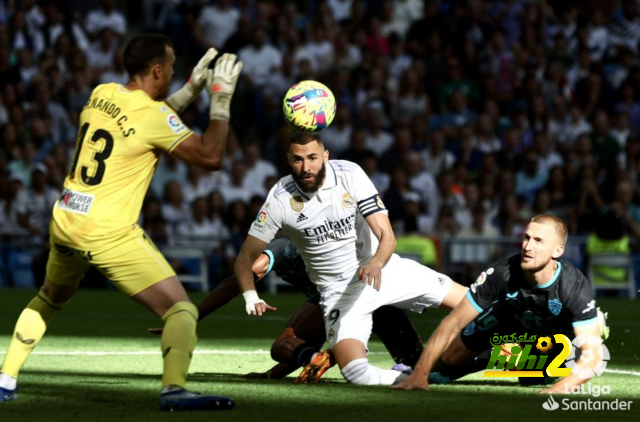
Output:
[160,302,198,388]
[1,290,67,378]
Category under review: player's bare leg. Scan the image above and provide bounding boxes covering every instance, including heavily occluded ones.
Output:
[132,276,234,411]
[0,278,78,402]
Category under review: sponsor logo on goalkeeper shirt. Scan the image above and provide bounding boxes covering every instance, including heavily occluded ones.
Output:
[57,189,94,215]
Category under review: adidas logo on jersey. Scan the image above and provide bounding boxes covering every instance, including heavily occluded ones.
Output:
[296,213,308,223]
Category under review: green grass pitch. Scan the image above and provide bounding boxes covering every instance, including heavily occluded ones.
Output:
[0,289,638,421]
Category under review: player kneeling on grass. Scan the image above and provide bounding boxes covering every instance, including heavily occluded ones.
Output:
[394,215,610,394]
[150,237,426,381]
[0,34,242,411]
[235,133,468,386]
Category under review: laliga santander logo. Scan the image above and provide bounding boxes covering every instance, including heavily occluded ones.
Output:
[542,396,560,411]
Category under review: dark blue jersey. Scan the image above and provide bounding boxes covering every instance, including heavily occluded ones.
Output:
[263,237,317,299]
[466,254,598,337]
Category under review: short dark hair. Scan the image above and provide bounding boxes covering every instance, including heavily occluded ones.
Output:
[289,132,324,148]
[123,34,172,78]
[530,214,568,246]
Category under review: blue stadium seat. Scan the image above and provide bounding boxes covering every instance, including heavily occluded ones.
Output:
[7,251,36,289]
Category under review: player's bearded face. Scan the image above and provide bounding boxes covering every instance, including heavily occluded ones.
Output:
[289,142,328,193]
[520,222,559,272]
[292,160,326,192]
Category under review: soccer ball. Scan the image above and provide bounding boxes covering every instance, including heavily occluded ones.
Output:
[283,80,336,132]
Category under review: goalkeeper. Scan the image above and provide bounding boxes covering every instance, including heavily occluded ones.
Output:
[0,34,241,412]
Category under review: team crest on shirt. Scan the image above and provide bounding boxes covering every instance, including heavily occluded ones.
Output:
[376,195,386,209]
[290,196,304,212]
[342,193,355,209]
[166,114,187,134]
[328,328,335,341]
[548,299,563,316]
[463,322,476,336]
[470,271,487,293]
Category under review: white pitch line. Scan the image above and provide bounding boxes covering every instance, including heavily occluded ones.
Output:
[604,368,640,376]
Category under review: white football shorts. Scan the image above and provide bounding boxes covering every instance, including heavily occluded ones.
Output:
[319,253,453,348]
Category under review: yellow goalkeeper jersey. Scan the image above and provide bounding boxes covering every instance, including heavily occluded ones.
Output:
[50,83,193,250]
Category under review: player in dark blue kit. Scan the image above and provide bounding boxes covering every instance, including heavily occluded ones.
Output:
[394,215,609,394]
[151,237,425,381]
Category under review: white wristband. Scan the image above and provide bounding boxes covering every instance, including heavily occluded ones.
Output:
[242,290,263,315]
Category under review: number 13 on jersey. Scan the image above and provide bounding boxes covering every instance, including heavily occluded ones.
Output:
[69,122,114,186]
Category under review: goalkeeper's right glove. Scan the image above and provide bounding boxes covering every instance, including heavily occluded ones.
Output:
[205,53,242,121]
[166,48,218,114]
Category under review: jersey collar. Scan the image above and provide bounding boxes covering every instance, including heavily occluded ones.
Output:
[320,161,338,190]
[535,261,562,289]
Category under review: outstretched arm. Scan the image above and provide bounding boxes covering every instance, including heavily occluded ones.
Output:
[235,235,277,316]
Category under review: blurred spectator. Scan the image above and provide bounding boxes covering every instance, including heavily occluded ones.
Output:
[394,191,433,236]
[39,3,89,54]
[452,203,501,266]
[363,108,393,157]
[360,151,389,195]
[220,160,255,204]
[322,105,353,156]
[183,167,212,205]
[161,181,190,230]
[608,0,640,54]
[239,25,281,89]
[0,176,25,234]
[8,11,44,56]
[242,143,278,197]
[195,0,239,50]
[152,154,188,198]
[421,130,455,177]
[515,149,548,203]
[394,67,428,126]
[176,197,229,252]
[16,164,58,236]
[99,49,127,85]
[440,91,477,139]
[87,28,119,74]
[85,0,127,43]
[327,0,353,24]
[590,110,621,168]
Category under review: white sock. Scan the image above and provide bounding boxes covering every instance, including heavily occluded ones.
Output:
[0,373,17,390]
[340,358,407,386]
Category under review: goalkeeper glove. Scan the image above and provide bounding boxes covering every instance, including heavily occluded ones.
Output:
[165,48,218,114]
[205,53,242,121]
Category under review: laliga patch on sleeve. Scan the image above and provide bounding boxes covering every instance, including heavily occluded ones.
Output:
[253,209,268,229]
[166,114,187,134]
[470,271,487,293]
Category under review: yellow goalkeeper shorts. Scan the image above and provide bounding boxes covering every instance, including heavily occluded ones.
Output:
[46,225,176,296]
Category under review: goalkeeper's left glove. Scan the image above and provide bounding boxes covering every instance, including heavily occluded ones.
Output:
[165,48,218,114]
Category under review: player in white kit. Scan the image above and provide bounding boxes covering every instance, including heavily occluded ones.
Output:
[234,132,467,385]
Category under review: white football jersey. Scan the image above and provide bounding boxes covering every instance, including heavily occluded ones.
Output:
[248,160,387,292]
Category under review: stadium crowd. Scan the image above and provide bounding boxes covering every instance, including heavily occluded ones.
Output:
[1,0,639,280]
